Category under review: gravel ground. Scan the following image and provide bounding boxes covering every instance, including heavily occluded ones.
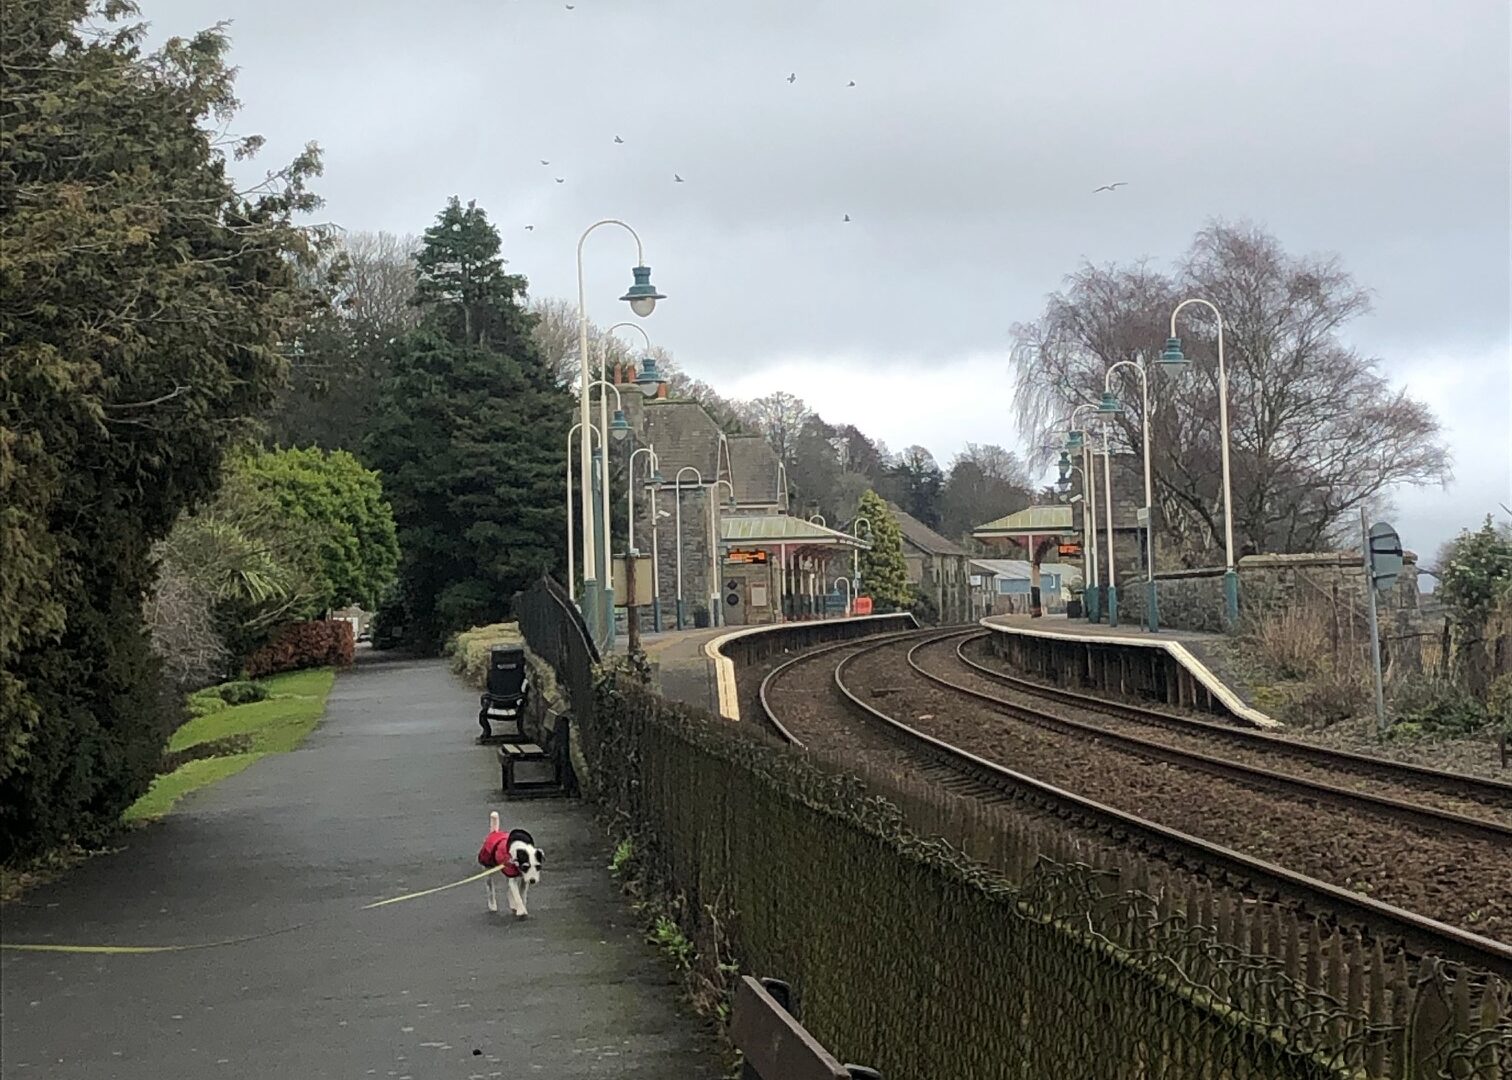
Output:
[767,633,1510,943]
[954,636,1512,827]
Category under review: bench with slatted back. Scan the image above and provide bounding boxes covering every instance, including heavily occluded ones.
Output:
[731,976,880,1080]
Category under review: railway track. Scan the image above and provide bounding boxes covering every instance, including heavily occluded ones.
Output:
[954,631,1512,818]
[757,626,1512,977]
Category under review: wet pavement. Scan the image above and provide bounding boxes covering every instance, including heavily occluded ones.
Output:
[0,652,723,1079]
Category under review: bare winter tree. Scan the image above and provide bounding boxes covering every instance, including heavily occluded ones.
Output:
[1011,222,1451,564]
[939,443,1034,540]
[748,391,813,464]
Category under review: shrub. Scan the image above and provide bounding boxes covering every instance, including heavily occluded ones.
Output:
[186,692,229,719]
[448,622,523,688]
[245,621,354,678]
[215,680,268,706]
[1282,668,1368,728]
[1389,674,1490,736]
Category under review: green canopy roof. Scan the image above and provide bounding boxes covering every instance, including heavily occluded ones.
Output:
[720,515,870,548]
[973,505,1074,539]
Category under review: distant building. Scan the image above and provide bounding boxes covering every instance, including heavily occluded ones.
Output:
[889,505,972,624]
[969,559,1081,616]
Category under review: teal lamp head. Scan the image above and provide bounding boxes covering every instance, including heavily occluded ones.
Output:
[1064,429,1085,453]
[634,355,666,397]
[1097,390,1124,414]
[609,409,631,441]
[620,266,665,317]
[1158,336,1190,372]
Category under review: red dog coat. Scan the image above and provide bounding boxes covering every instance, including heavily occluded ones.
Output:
[478,828,533,878]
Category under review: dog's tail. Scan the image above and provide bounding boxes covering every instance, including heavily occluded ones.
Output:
[489,810,500,833]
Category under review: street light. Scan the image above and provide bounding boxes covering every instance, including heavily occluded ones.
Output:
[634,355,668,397]
[565,421,602,603]
[587,377,627,643]
[628,445,660,631]
[1103,355,1160,631]
[848,515,872,602]
[620,265,665,318]
[576,219,664,651]
[1099,423,1118,628]
[1166,298,1238,627]
[1061,403,1102,622]
[834,576,853,616]
[672,466,703,630]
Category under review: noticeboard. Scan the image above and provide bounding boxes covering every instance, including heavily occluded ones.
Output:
[727,548,769,565]
[611,555,655,607]
[1058,542,1083,557]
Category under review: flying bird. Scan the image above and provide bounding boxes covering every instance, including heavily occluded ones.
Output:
[540,159,550,165]
[846,80,856,87]
[565,4,574,8]
[787,72,796,83]
[555,177,565,183]
[843,214,850,222]
[1092,182,1128,193]
[673,173,684,183]
[525,225,535,231]
[613,135,624,143]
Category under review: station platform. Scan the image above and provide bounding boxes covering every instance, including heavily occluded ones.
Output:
[980,613,1275,727]
[633,627,728,711]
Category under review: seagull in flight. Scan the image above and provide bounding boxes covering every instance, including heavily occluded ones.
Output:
[613,135,624,143]
[846,80,856,87]
[843,214,850,222]
[1092,182,1128,193]
[525,225,534,231]
[673,173,684,183]
[787,72,796,83]
[540,159,550,166]
[565,4,574,8]
[555,177,565,184]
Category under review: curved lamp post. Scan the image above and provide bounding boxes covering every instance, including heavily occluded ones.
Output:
[1163,298,1238,628]
[672,466,703,630]
[1098,361,1151,629]
[628,445,663,629]
[713,479,735,628]
[586,378,630,642]
[576,219,664,650]
[848,515,872,603]
[566,421,602,603]
[1063,403,1100,621]
[834,576,853,616]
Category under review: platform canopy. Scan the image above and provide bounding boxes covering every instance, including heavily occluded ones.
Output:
[721,515,871,548]
[973,505,1073,542]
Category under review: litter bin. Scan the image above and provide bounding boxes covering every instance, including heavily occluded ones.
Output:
[1066,598,1083,619]
[478,644,528,739]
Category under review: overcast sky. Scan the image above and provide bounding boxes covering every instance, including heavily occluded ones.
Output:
[142,0,1512,561]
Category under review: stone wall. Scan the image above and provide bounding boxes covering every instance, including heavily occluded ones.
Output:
[1115,551,1424,647]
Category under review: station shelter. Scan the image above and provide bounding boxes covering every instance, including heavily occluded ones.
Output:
[972,505,1076,618]
[717,515,872,625]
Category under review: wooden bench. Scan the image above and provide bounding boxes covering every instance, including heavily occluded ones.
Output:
[731,976,880,1080]
[497,742,562,799]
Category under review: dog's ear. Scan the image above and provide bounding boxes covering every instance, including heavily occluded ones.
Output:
[489,810,500,833]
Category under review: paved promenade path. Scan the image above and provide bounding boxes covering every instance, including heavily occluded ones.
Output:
[1,653,722,1079]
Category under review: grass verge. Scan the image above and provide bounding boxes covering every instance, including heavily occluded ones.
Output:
[123,667,336,824]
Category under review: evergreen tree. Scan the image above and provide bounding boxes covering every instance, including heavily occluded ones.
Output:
[364,198,570,648]
[0,1,322,858]
[856,491,913,613]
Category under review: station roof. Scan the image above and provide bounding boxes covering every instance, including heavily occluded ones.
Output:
[726,434,784,507]
[721,514,871,548]
[890,504,969,557]
[973,505,1073,540]
[971,558,1082,585]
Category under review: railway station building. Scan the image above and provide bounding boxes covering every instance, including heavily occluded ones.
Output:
[611,376,868,629]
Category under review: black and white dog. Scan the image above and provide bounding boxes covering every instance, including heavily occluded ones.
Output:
[477,811,544,917]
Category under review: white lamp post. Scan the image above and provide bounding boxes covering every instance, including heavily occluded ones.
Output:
[1063,403,1099,621]
[565,421,602,602]
[1100,424,1118,627]
[628,446,662,629]
[575,219,664,651]
[713,479,735,627]
[586,378,631,645]
[672,466,703,630]
[1163,298,1237,627]
[834,576,853,616]
[1099,357,1158,630]
[848,515,872,601]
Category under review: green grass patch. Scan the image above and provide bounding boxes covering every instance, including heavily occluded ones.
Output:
[123,754,263,824]
[124,668,337,823]
[168,668,335,755]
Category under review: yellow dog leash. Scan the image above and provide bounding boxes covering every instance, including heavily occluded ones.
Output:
[1,866,502,955]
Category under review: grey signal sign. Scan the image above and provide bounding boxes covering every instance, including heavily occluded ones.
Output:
[1367,522,1403,592]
